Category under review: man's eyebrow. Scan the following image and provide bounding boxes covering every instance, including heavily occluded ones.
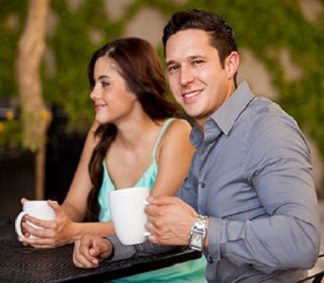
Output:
[166,55,205,66]
[166,60,177,67]
[189,55,205,60]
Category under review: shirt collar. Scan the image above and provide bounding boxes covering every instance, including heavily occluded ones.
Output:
[190,126,203,148]
[190,81,254,147]
[209,81,254,135]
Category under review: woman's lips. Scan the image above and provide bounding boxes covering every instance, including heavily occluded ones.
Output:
[95,104,106,112]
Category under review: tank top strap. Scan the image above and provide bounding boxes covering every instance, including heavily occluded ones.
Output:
[152,118,175,160]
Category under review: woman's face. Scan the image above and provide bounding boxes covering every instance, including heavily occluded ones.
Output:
[90,56,137,125]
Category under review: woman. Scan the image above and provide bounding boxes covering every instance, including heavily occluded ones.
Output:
[19,37,206,282]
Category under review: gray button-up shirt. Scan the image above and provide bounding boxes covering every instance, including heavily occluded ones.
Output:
[178,81,320,282]
[109,81,320,283]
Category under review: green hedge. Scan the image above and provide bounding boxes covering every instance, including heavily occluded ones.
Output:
[0,0,323,161]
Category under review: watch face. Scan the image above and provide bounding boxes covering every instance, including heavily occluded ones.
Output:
[189,215,207,251]
[190,233,203,250]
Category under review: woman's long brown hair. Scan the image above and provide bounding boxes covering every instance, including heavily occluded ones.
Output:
[86,38,178,221]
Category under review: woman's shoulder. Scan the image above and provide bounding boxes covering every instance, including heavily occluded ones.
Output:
[160,118,192,144]
[155,118,195,162]
[165,118,192,131]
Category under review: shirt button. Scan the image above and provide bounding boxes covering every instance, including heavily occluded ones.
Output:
[200,182,206,189]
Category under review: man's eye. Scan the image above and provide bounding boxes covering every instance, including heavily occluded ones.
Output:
[192,59,204,66]
[168,65,179,73]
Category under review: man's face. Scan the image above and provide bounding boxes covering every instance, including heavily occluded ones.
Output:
[165,29,237,128]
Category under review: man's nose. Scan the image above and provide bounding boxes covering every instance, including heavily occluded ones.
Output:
[180,66,194,85]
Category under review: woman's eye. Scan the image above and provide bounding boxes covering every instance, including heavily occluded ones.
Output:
[101,81,110,87]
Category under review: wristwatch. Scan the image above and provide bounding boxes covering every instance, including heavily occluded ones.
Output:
[188,214,208,251]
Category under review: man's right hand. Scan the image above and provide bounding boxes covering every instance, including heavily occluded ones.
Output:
[145,195,197,246]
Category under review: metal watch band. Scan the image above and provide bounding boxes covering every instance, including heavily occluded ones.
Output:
[189,214,208,251]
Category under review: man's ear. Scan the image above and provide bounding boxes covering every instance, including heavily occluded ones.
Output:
[225,51,239,79]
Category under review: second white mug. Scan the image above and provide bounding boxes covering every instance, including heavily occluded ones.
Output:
[110,187,150,245]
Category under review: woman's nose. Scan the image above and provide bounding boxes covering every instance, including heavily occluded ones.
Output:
[90,86,100,100]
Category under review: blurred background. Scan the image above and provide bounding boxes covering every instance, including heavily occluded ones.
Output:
[0,0,323,221]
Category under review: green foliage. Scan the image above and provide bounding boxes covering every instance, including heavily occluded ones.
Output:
[0,0,323,162]
[0,119,22,149]
[0,1,26,98]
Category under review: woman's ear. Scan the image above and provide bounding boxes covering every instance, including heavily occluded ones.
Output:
[225,51,239,80]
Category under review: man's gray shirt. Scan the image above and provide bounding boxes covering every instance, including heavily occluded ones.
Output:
[178,81,320,282]
[109,81,320,283]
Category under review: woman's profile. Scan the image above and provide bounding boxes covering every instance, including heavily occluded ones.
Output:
[19,37,206,282]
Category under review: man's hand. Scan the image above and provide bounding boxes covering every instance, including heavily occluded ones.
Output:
[145,196,197,246]
[73,235,113,269]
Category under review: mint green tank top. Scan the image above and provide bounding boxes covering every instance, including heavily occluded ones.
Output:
[98,118,206,283]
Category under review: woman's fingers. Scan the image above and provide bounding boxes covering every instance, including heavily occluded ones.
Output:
[73,237,99,268]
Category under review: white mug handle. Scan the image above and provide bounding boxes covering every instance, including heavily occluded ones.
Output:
[144,231,151,237]
[15,211,28,238]
[143,200,151,237]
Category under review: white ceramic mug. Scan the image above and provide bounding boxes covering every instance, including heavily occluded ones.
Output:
[15,200,56,239]
[110,187,150,245]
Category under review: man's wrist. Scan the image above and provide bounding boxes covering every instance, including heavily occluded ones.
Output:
[188,214,208,251]
[105,238,115,260]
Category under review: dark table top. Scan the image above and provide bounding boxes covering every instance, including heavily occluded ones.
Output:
[0,217,202,283]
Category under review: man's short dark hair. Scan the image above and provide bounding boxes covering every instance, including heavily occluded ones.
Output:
[162,9,238,68]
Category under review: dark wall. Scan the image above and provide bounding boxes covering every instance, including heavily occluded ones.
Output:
[45,132,86,203]
[0,149,35,220]
[0,106,87,220]
[45,105,86,204]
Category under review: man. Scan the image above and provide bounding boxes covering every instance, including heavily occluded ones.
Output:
[73,9,320,282]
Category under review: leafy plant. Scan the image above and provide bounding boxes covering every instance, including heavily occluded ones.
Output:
[0,0,323,163]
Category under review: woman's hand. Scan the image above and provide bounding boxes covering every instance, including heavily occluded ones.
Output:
[73,235,113,269]
[18,199,76,248]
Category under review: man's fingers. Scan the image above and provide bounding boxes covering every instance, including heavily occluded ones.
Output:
[147,195,178,206]
[148,234,158,244]
[145,196,183,218]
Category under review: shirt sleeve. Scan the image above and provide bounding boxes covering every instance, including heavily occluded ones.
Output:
[107,236,177,261]
[177,151,200,210]
[206,113,320,273]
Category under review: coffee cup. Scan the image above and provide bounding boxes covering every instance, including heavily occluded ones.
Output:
[110,187,150,245]
[15,200,56,239]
